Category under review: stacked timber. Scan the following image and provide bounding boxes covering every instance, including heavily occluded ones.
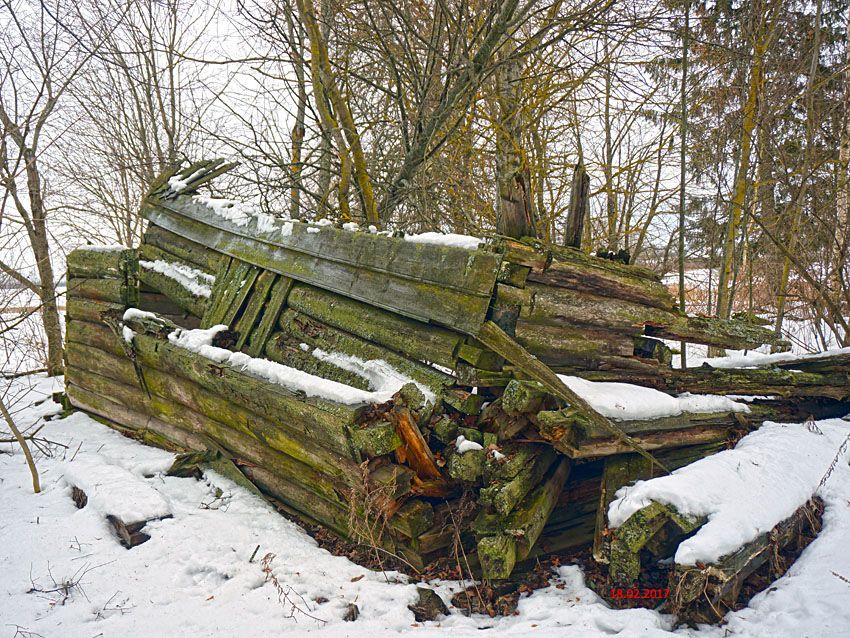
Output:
[61,161,850,624]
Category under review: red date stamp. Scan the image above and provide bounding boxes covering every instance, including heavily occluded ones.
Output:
[608,587,670,600]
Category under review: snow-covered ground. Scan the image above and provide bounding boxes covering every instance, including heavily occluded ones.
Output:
[2,375,850,637]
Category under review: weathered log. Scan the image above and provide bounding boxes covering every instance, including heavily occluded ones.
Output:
[65,344,359,480]
[143,223,222,273]
[528,244,674,311]
[477,534,517,580]
[537,411,733,459]
[608,501,704,585]
[66,277,135,305]
[286,283,463,369]
[264,333,371,390]
[564,161,590,249]
[667,367,850,401]
[514,321,635,367]
[66,297,125,323]
[67,383,213,452]
[67,247,136,280]
[137,257,208,319]
[646,314,790,352]
[278,309,453,393]
[100,315,361,456]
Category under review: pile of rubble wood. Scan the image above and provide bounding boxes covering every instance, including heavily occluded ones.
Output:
[62,162,850,623]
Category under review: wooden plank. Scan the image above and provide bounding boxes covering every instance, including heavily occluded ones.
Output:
[201,258,257,328]
[234,269,277,350]
[143,203,498,334]
[246,275,293,357]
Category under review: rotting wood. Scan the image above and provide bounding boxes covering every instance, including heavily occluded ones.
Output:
[477,321,670,473]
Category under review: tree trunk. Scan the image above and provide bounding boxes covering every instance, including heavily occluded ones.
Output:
[495,47,536,239]
[716,2,770,323]
[24,151,63,375]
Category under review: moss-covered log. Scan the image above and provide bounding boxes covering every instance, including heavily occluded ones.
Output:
[278,309,453,393]
[608,501,704,585]
[66,277,135,305]
[65,343,360,479]
[143,223,222,273]
[109,314,362,456]
[527,243,675,310]
[514,321,635,367]
[67,247,137,280]
[264,333,371,390]
[474,458,571,578]
[285,283,464,370]
[66,297,126,323]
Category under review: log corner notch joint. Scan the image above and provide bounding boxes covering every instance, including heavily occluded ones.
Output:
[63,160,842,622]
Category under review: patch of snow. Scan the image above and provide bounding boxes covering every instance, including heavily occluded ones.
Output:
[62,462,172,524]
[167,326,428,406]
[307,227,320,234]
[122,326,135,344]
[608,420,850,565]
[310,347,435,405]
[139,260,215,298]
[123,308,158,322]
[403,231,484,251]
[492,450,506,461]
[557,375,750,420]
[192,196,290,239]
[81,244,128,253]
[167,168,206,193]
[699,346,850,370]
[455,435,483,454]
[342,222,360,232]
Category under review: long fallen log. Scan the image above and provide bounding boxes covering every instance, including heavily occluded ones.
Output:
[535,408,738,459]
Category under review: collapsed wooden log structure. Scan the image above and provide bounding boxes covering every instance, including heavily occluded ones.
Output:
[63,162,849,623]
